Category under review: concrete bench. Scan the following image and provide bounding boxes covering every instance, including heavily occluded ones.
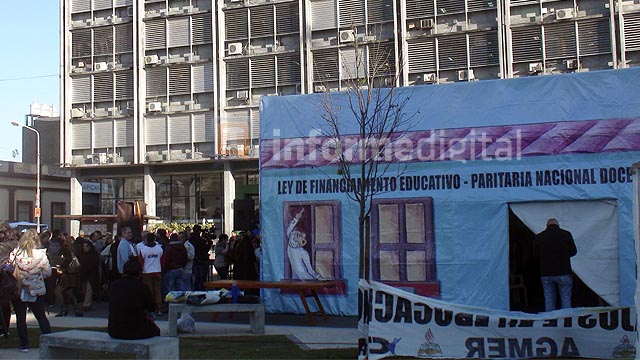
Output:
[39,330,178,359]
[168,302,265,336]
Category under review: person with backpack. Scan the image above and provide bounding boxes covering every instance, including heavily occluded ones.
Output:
[0,223,18,337]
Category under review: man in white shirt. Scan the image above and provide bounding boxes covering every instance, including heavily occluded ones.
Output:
[138,233,164,315]
[116,227,137,274]
[181,232,195,291]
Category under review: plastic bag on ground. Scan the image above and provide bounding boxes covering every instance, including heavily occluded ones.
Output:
[176,312,196,333]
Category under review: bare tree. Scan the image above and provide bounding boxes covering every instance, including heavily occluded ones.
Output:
[316,26,415,280]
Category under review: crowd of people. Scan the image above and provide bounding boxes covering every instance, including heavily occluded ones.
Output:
[0,222,262,350]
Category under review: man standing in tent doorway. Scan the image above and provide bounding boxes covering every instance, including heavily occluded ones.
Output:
[534,218,577,312]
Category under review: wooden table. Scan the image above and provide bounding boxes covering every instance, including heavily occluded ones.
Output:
[204,280,339,325]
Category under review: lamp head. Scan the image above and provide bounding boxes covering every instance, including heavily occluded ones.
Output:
[10,121,20,127]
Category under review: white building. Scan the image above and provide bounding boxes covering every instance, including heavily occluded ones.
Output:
[60,0,640,234]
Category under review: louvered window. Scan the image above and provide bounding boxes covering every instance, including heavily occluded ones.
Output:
[72,122,91,149]
[93,73,114,102]
[72,76,92,103]
[406,0,434,18]
[368,0,393,23]
[408,39,437,73]
[114,0,132,6]
[251,6,274,38]
[94,120,113,148]
[168,17,190,48]
[467,0,496,12]
[436,0,465,14]
[341,48,364,79]
[277,52,301,85]
[169,115,191,144]
[250,109,260,140]
[193,113,214,143]
[226,59,250,89]
[72,0,90,13]
[251,56,276,88]
[623,12,640,51]
[226,8,249,40]
[470,31,499,66]
[438,35,467,70]
[72,30,92,57]
[94,27,113,56]
[115,118,134,147]
[115,71,134,99]
[311,0,337,30]
[192,14,212,44]
[192,64,214,93]
[224,110,250,141]
[578,18,611,56]
[276,2,299,34]
[369,42,396,76]
[145,19,166,49]
[146,67,167,97]
[511,25,542,63]
[115,24,133,53]
[169,66,191,95]
[339,0,365,27]
[93,0,112,10]
[544,22,576,59]
[313,49,339,81]
[146,117,167,145]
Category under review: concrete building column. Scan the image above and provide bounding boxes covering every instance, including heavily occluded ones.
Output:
[69,172,83,237]
[143,166,156,218]
[223,161,236,235]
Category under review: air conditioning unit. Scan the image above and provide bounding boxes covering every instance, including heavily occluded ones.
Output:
[71,108,84,118]
[107,62,116,70]
[314,85,327,93]
[339,30,356,43]
[227,144,246,156]
[564,58,579,70]
[419,19,435,29]
[94,62,108,71]
[148,102,162,112]
[126,6,134,17]
[555,8,574,20]
[528,62,543,73]
[144,55,159,65]
[423,73,437,83]
[457,69,475,81]
[228,42,243,55]
[92,153,107,164]
[76,61,86,69]
[236,90,249,100]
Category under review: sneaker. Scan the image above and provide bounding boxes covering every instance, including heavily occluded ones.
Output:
[17,346,29,353]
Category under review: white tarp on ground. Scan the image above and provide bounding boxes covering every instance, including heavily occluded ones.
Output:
[358,280,636,360]
[510,200,619,306]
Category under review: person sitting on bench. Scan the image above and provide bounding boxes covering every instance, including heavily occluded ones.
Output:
[108,259,160,340]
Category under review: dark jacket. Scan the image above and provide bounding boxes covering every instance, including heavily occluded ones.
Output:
[534,224,577,276]
[189,234,211,264]
[108,276,159,340]
[162,241,187,272]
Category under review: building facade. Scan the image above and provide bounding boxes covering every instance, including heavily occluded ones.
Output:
[60,0,640,233]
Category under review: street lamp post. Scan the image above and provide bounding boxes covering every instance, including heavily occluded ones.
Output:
[11,121,41,233]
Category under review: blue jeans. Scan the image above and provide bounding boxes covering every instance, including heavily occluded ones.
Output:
[541,275,573,311]
[163,269,187,296]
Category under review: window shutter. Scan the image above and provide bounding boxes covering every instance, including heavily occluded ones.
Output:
[341,48,365,79]
[192,63,214,93]
[115,71,134,100]
[93,27,114,56]
[339,0,365,28]
[168,17,190,48]
[470,31,499,66]
[225,8,249,40]
[311,0,336,31]
[72,121,91,149]
[511,25,543,63]
[146,67,167,97]
[193,113,214,143]
[367,0,393,23]
[408,39,437,73]
[145,19,166,49]
[115,24,133,53]
[168,66,191,95]
[72,76,92,103]
[276,2,299,34]
[312,49,339,81]
[72,29,92,58]
[250,109,260,141]
[251,5,274,38]
[226,59,250,89]
[145,116,167,145]
[93,120,114,148]
[192,14,212,44]
[544,22,576,60]
[93,73,114,102]
[467,0,496,11]
[623,12,640,50]
[436,0,465,14]
[368,42,395,76]
[406,0,434,18]
[438,34,468,70]
[251,56,276,88]
[169,115,191,144]
[277,52,301,85]
[223,110,250,142]
[115,118,134,147]
[72,0,90,13]
[114,0,132,6]
[578,18,611,56]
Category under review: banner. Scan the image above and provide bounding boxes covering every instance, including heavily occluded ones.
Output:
[358,280,636,359]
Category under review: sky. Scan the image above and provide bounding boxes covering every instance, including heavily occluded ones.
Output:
[0,2,60,162]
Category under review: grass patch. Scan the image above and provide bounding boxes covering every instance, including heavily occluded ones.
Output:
[0,328,358,359]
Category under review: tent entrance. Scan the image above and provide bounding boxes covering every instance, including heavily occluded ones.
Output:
[508,201,616,312]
